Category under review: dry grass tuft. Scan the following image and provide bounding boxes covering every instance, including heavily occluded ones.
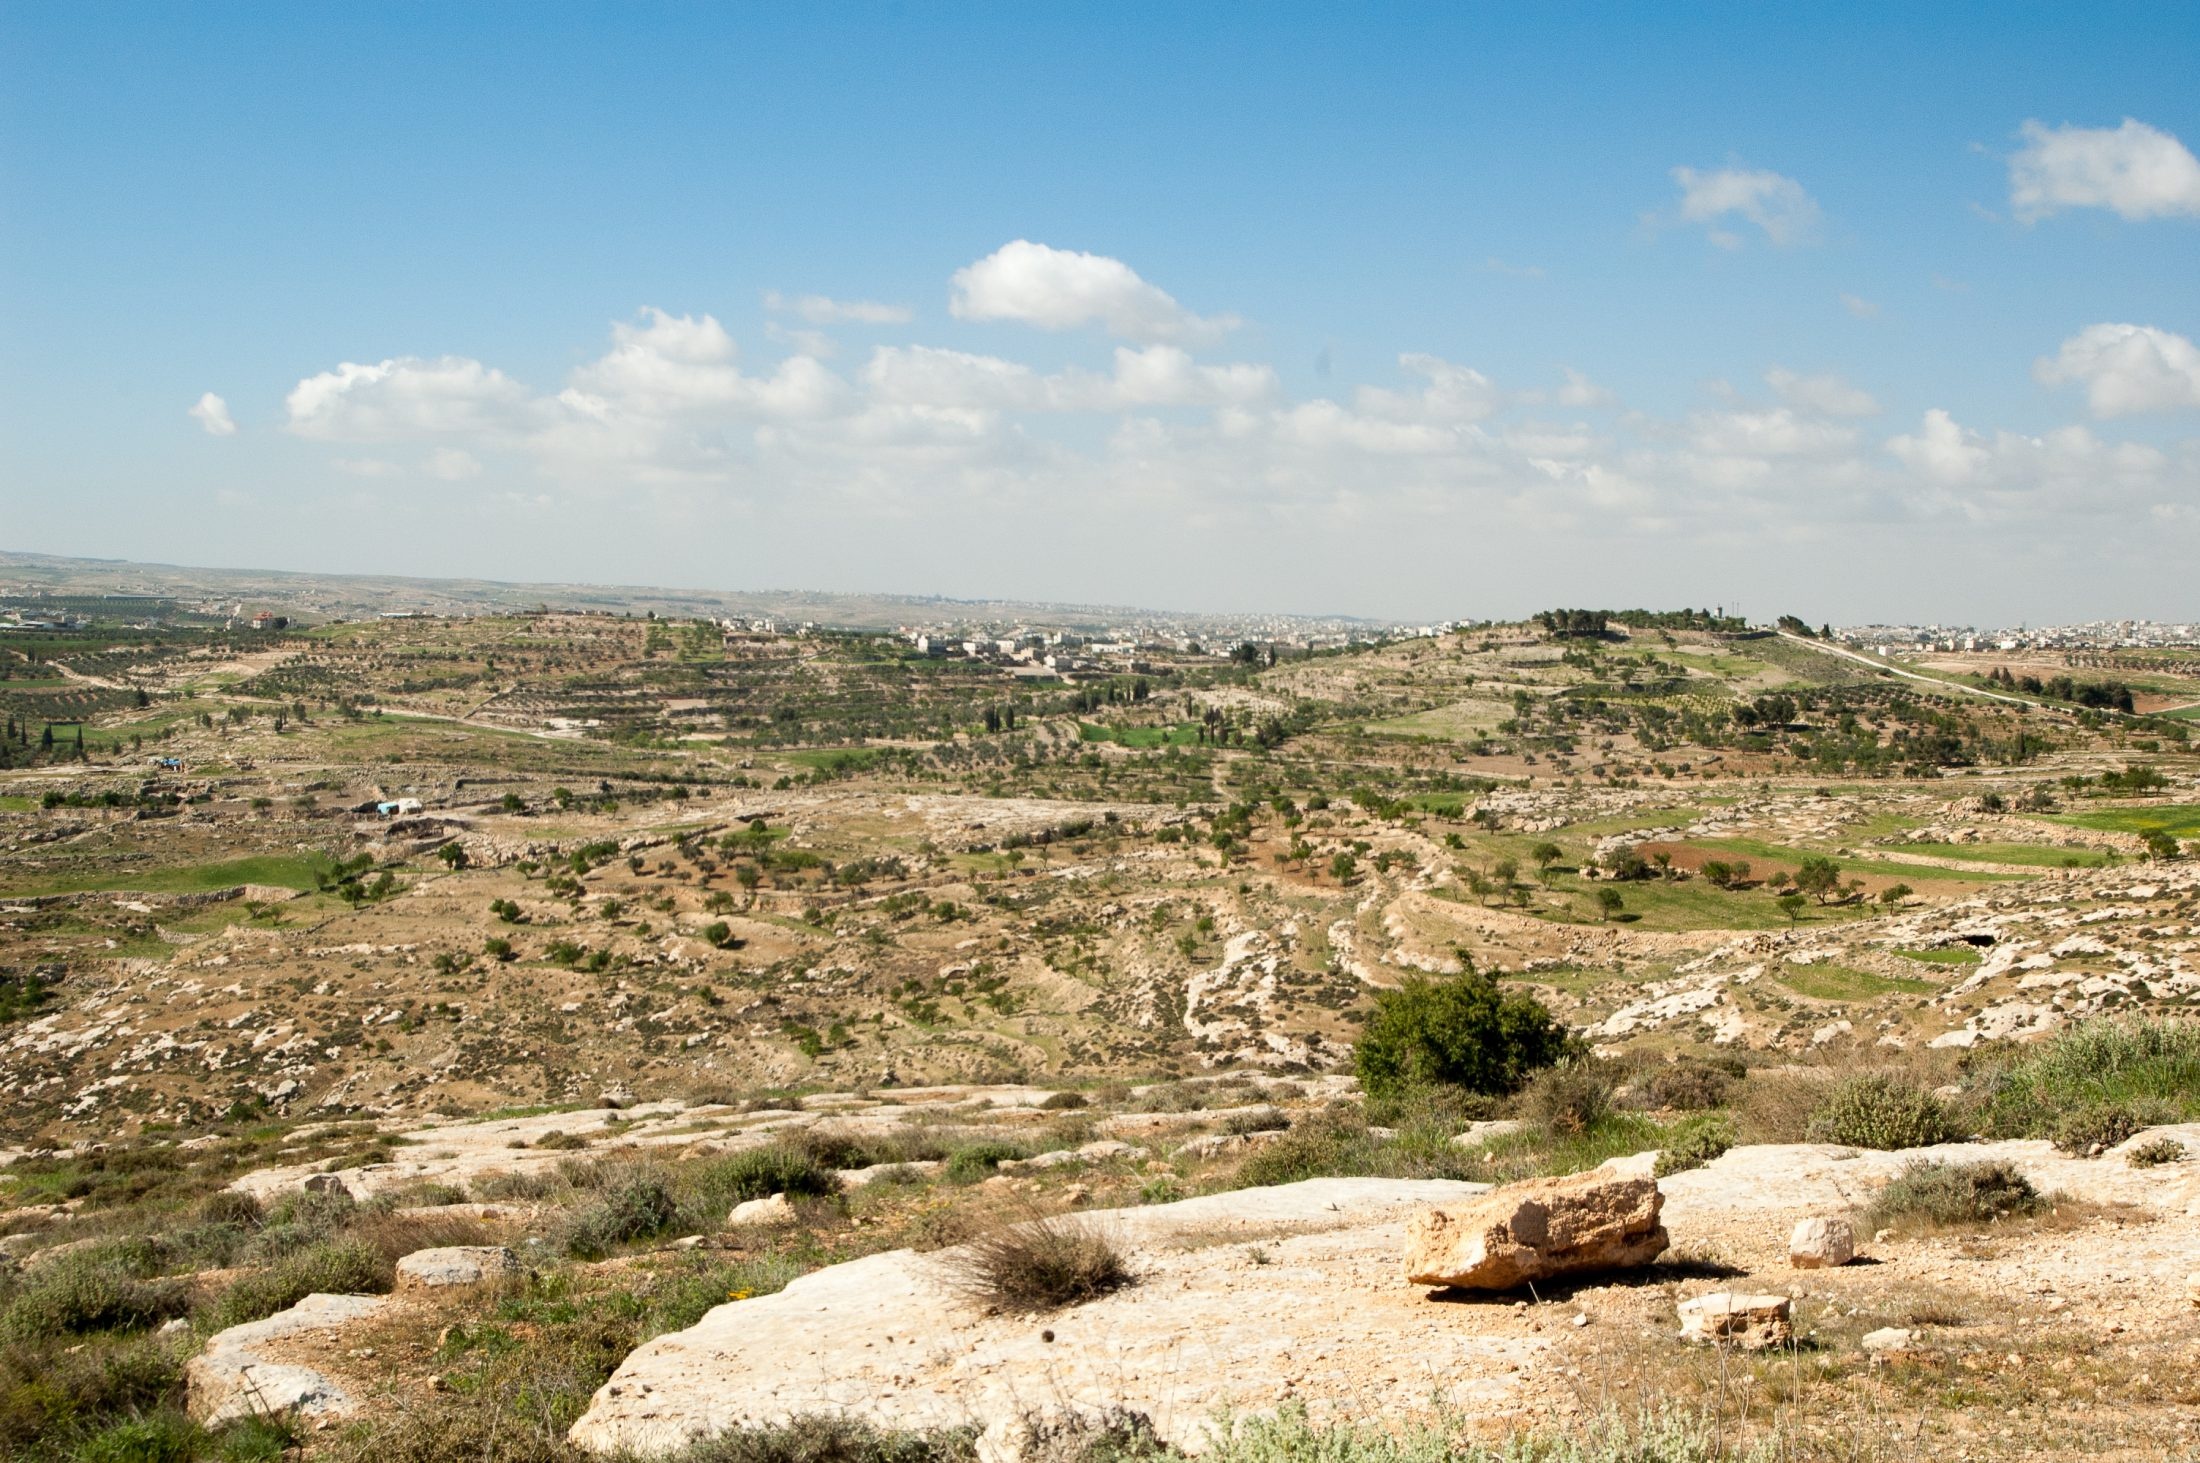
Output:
[939,1211,1133,1314]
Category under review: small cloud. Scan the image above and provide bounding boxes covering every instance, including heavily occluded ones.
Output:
[331,457,401,478]
[1663,165,1821,247]
[2009,118,2200,223]
[1931,273,1970,293]
[1839,293,1880,319]
[761,290,913,325]
[189,392,237,437]
[949,239,1238,343]
[1485,256,1546,280]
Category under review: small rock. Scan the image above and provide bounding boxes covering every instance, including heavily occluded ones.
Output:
[727,1193,797,1228]
[1789,1216,1856,1269]
[669,1235,704,1250]
[1677,1292,1793,1350]
[394,1245,524,1292]
[600,1086,636,1110]
[158,1317,190,1336]
[1861,1326,1918,1359]
[300,1173,351,1198]
[1873,1227,1895,1245]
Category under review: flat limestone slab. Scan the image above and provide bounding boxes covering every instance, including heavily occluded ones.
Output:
[186,1292,389,1426]
[568,1178,1517,1460]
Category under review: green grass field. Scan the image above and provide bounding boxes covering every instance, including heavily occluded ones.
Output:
[1883,840,2112,869]
[782,747,881,773]
[0,853,334,899]
[1077,722,1202,748]
[1777,964,1937,1001]
[1360,699,1509,740]
[2050,804,2200,839]
[1896,946,1981,966]
[1686,835,2020,883]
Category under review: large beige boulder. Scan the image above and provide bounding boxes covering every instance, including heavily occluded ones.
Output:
[395,1244,524,1291]
[1788,1216,1855,1269]
[1677,1292,1792,1349]
[1402,1170,1668,1291]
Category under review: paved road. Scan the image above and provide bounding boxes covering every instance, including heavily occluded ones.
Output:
[1775,633,2030,705]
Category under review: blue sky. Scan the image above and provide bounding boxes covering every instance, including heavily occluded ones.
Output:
[3,3,2197,623]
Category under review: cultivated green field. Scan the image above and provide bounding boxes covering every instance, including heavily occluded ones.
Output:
[2052,804,2200,839]
[0,853,333,899]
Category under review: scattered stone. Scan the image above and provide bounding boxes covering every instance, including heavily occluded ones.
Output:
[1788,1216,1856,1269]
[727,1193,797,1228]
[1677,1292,1793,1350]
[300,1173,353,1198]
[1403,1170,1668,1291]
[394,1244,524,1291]
[600,1086,637,1110]
[158,1317,190,1336]
[1860,1325,1918,1359]
[1450,1119,1527,1149]
[187,1292,388,1426]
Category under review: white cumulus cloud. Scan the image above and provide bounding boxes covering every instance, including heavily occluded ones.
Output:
[950,240,1238,342]
[1666,166,1821,247]
[286,356,531,441]
[2009,118,2200,222]
[2035,323,2200,416]
[1888,408,1990,482]
[762,290,913,325]
[188,392,237,436]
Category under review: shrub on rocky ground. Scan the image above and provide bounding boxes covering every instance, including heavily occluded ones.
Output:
[1804,1075,1958,1151]
[1978,1015,2200,1139]
[0,1245,191,1341]
[939,1214,1132,1314]
[1863,1159,2042,1233]
[1353,972,1579,1103]
[697,1143,842,1209]
[2049,1098,2175,1155]
[557,1172,680,1259]
[2125,1136,2186,1168]
[1520,1060,1619,1137]
[943,1141,1030,1184]
[1652,1116,1736,1179]
[205,1238,385,1331]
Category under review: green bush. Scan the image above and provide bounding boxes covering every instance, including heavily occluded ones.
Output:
[0,1335,192,1461]
[1977,1016,2200,1139]
[1863,1159,2041,1232]
[2050,1098,2175,1155]
[206,1240,387,1331]
[943,1142,1028,1185]
[1520,1060,1618,1137]
[696,1144,842,1208]
[1805,1075,1958,1150]
[0,1248,190,1341]
[1038,1091,1088,1111]
[2126,1136,2187,1168]
[1652,1116,1735,1178]
[559,1173,680,1258]
[1353,971,1579,1103]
